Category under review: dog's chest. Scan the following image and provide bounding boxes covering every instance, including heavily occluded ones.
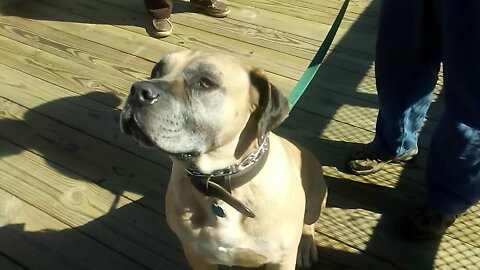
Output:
[188,220,286,267]
[172,199,290,267]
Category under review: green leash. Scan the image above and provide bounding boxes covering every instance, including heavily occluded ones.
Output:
[287,0,350,108]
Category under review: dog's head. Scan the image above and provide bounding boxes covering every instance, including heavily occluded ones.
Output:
[120,50,289,171]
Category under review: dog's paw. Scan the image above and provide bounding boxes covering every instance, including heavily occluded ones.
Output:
[296,233,318,268]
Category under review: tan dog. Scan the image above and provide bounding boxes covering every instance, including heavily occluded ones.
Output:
[120,50,327,270]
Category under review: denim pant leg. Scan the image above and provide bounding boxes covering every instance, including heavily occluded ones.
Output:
[426,1,480,215]
[371,0,441,159]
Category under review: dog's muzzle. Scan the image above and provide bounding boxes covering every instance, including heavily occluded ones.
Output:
[129,81,162,106]
[120,81,163,146]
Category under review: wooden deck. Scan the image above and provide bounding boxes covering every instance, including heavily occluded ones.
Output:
[0,0,478,269]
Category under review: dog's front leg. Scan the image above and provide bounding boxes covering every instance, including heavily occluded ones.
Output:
[183,245,219,270]
[296,224,318,268]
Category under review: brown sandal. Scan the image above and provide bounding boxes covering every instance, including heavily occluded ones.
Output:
[401,205,458,241]
[347,146,418,175]
[191,0,230,17]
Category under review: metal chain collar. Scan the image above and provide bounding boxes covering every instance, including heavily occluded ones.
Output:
[186,136,270,178]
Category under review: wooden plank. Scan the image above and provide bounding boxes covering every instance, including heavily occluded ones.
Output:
[0,35,132,106]
[313,232,400,269]
[22,0,379,76]
[284,106,431,156]
[4,0,392,96]
[295,88,440,140]
[229,0,379,34]
[0,96,170,207]
[0,188,148,270]
[171,11,325,60]
[225,0,376,40]
[0,65,186,268]
[114,0,329,59]
[281,116,432,205]
[24,0,310,80]
[2,0,180,60]
[223,0,377,54]
[5,0,418,99]
[0,6,296,93]
[321,178,480,265]
[294,0,380,17]
[104,0,379,64]
[447,203,480,248]
[280,125,429,191]
[0,138,187,269]
[3,1,374,63]
[308,71,443,105]
[0,61,176,168]
[0,14,152,82]
[315,203,480,269]
[320,184,480,268]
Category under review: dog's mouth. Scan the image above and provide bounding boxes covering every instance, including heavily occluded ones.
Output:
[171,151,201,161]
[121,111,202,161]
[120,114,156,147]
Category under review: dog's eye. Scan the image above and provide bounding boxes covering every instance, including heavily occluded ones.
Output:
[198,77,213,89]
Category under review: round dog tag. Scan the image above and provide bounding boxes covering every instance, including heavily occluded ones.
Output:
[211,202,226,218]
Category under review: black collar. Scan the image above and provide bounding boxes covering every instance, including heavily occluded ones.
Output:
[186,137,270,218]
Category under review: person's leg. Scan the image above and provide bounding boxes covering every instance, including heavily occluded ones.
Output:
[426,0,480,215]
[402,0,480,240]
[144,0,173,37]
[144,0,172,19]
[373,0,442,158]
[349,0,441,174]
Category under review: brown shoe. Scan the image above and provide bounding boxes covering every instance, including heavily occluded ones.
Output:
[347,146,418,175]
[152,18,173,37]
[191,0,230,17]
[401,205,458,241]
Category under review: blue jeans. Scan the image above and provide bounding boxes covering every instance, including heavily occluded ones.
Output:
[370,0,480,215]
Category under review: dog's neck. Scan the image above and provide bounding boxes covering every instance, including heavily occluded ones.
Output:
[185,136,270,218]
[191,136,262,175]
[187,136,268,179]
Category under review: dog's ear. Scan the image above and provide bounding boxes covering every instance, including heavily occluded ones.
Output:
[250,68,290,143]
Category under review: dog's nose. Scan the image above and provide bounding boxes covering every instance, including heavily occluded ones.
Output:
[130,81,160,105]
